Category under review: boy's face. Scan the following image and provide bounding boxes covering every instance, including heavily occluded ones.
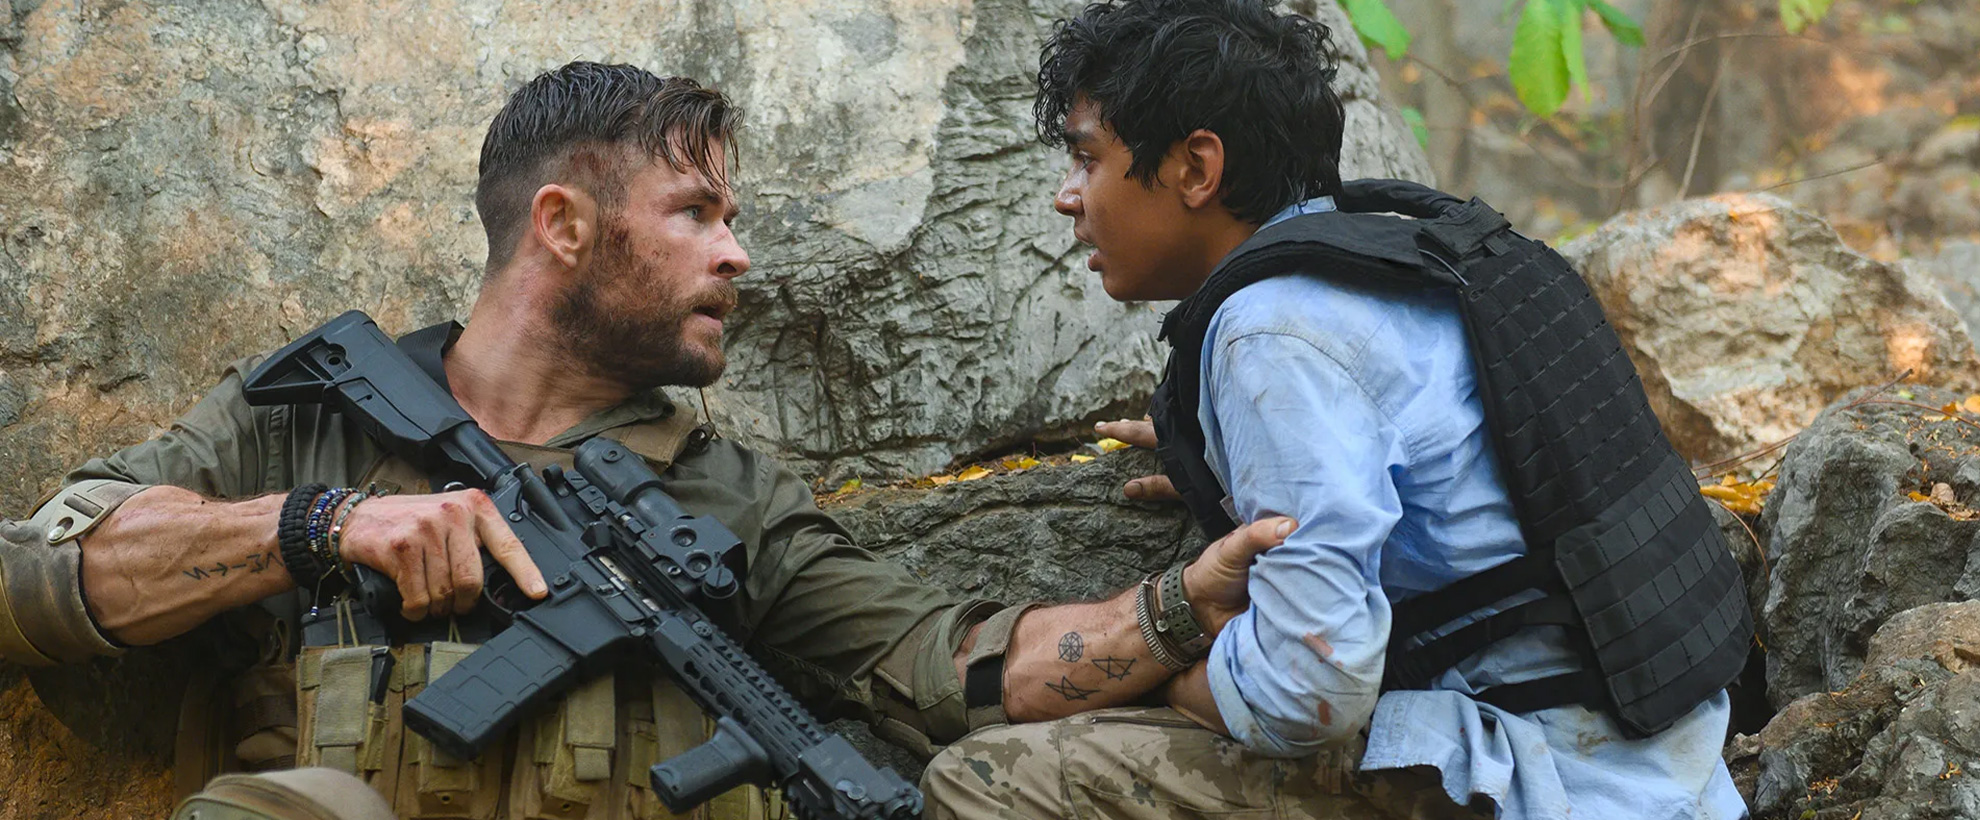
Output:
[1053,99,1207,302]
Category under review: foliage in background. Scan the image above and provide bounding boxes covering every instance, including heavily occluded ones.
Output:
[1341,0,1837,118]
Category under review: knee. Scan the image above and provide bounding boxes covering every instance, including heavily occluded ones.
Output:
[921,725,1060,820]
[172,768,394,820]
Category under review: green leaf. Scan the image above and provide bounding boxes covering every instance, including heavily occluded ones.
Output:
[1780,0,1835,34]
[1560,0,1589,105]
[1339,0,1412,60]
[1588,0,1645,46]
[1509,0,1570,117]
[1400,106,1429,150]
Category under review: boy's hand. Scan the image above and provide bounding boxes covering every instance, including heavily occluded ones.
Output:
[1094,417,1182,501]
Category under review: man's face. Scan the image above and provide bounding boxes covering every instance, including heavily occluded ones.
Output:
[552,148,750,390]
[1054,99,1200,302]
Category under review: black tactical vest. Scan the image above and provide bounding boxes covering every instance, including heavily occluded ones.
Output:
[1149,179,1752,738]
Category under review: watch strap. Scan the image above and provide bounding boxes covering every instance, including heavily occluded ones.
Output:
[1154,562,1213,662]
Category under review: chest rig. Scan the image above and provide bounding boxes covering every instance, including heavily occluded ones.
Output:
[1149,179,1752,738]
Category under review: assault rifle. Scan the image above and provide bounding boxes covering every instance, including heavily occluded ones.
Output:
[241,310,922,820]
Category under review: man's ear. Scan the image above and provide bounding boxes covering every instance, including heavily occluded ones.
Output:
[1175,129,1227,211]
[530,183,598,271]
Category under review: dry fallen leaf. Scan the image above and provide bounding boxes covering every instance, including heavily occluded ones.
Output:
[1001,456,1041,471]
[1701,475,1776,516]
[929,474,956,486]
[957,465,992,481]
[1963,394,1980,414]
[1095,438,1131,453]
[1069,454,1095,464]
[835,478,863,494]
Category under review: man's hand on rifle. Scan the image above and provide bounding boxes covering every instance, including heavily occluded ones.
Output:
[337,489,549,620]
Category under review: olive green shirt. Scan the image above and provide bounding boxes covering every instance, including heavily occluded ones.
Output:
[64,323,990,749]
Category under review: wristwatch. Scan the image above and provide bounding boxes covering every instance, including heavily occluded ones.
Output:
[1153,562,1213,662]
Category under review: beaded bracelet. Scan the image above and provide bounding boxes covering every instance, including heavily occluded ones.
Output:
[303,488,354,587]
[324,490,372,582]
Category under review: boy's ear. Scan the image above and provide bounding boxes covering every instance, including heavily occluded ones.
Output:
[1175,128,1227,211]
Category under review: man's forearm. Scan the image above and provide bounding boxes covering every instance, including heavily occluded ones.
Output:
[999,587,1177,722]
[1162,662,1230,735]
[78,486,295,645]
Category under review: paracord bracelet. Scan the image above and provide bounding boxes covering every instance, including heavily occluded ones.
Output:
[1135,577,1189,672]
[276,484,332,590]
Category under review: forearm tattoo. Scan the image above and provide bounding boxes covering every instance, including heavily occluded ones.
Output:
[1058,631,1085,662]
[1045,676,1099,701]
[182,550,280,581]
[1090,656,1136,680]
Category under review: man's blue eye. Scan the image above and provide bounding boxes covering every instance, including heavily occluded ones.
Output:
[687,206,702,219]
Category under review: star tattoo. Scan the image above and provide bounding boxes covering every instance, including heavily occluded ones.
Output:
[1089,656,1135,681]
[1045,676,1098,701]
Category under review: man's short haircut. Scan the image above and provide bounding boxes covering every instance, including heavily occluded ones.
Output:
[1034,0,1346,224]
[476,62,740,272]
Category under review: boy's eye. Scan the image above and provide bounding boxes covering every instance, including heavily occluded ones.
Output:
[686,205,703,219]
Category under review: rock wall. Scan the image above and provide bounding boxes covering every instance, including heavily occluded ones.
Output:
[0,0,1432,517]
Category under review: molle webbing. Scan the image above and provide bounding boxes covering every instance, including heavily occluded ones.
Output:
[1147,179,1752,737]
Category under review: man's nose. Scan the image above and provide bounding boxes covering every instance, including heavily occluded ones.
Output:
[713,225,750,277]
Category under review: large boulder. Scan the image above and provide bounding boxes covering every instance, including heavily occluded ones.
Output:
[1561,194,1980,465]
[1758,385,1980,706]
[0,0,1432,518]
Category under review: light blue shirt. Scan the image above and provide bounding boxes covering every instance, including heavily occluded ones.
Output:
[1200,198,1745,819]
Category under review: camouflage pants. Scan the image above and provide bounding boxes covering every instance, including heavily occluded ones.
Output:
[921,707,1492,820]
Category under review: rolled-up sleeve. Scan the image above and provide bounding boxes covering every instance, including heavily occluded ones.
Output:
[1202,329,1405,757]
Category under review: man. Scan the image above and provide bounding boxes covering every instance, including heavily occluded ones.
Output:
[919,1,1748,818]
[1,61,1292,819]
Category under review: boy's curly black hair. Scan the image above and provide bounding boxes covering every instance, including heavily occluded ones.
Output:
[1035,0,1346,224]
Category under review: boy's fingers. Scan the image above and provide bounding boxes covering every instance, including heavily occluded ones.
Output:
[1095,418,1159,449]
[1123,474,1180,501]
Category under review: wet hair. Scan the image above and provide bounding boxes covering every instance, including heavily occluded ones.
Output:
[1034,0,1346,224]
[476,62,740,271]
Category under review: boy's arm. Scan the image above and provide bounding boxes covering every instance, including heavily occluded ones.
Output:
[1189,329,1406,755]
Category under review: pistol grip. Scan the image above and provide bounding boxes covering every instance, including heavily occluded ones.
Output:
[649,716,773,813]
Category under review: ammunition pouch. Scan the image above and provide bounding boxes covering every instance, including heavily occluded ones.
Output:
[0,479,144,665]
[293,638,775,820]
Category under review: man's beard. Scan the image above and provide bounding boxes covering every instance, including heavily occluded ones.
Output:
[550,219,737,391]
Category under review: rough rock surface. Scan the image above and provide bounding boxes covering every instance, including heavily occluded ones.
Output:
[1758,385,1980,707]
[1747,602,1980,819]
[1562,194,1980,464]
[1921,240,1980,341]
[825,447,1204,776]
[0,0,1431,518]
